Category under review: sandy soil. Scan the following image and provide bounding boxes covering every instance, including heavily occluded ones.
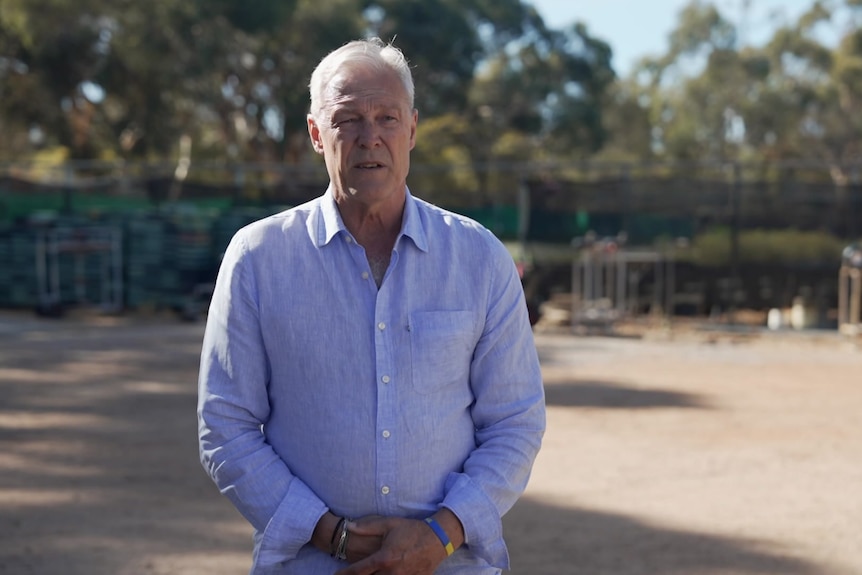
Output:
[0,311,860,575]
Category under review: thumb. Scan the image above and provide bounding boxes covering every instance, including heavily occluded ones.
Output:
[346,516,389,536]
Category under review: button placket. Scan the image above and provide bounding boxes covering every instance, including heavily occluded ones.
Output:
[373,286,399,513]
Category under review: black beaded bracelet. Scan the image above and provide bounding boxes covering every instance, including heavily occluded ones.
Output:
[333,518,350,561]
[330,517,346,555]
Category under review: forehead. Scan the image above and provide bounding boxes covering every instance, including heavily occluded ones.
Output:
[323,65,409,111]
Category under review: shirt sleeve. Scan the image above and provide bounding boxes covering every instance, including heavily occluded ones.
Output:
[439,236,547,568]
[197,231,328,569]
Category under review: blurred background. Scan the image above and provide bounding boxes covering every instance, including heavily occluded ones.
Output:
[1,0,860,333]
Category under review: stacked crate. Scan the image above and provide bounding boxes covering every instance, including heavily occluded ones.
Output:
[0,223,39,309]
[162,204,218,310]
[124,211,169,310]
[0,224,16,307]
[210,205,280,262]
[0,224,8,305]
[43,221,122,312]
[0,212,120,312]
[123,204,219,314]
[0,201,292,316]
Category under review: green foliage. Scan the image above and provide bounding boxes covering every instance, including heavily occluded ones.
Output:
[371,0,486,115]
[622,0,862,178]
[688,228,847,266]
[201,0,298,33]
[667,1,736,56]
[0,0,859,181]
[411,114,479,205]
[0,0,622,167]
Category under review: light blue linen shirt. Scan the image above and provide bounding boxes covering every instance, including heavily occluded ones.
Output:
[198,187,546,574]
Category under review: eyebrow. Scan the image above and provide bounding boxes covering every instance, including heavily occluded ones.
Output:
[330,103,403,117]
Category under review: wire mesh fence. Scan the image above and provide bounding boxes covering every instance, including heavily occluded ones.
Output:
[0,159,859,321]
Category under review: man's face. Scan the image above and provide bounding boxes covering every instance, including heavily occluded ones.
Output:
[308,65,417,208]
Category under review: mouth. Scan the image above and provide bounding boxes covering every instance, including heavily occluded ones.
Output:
[354,162,385,170]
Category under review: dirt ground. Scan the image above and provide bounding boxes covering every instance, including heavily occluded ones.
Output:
[1,310,860,575]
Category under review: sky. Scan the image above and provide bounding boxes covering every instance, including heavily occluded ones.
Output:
[528,0,829,76]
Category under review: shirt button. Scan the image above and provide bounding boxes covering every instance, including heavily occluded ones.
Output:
[381,375,390,384]
[362,271,369,280]
[346,236,353,244]
[381,486,390,495]
[377,322,386,330]
[382,430,391,438]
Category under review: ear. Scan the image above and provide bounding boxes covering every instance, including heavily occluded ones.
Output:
[408,108,418,151]
[307,114,325,155]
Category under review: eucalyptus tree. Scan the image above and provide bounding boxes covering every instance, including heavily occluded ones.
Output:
[0,0,119,159]
[623,0,861,174]
[364,0,611,204]
[800,0,862,181]
[458,13,615,204]
[1,0,618,174]
[629,1,744,162]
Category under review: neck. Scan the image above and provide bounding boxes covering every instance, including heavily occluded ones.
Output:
[349,213,400,259]
[344,210,400,289]
[337,192,405,258]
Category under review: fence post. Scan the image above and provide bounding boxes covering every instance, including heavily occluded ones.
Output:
[517,175,530,252]
[729,162,742,324]
[62,164,74,214]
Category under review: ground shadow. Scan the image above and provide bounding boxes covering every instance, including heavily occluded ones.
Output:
[542,379,712,409]
[504,497,823,575]
[0,316,252,574]
[0,314,827,574]
[535,337,623,366]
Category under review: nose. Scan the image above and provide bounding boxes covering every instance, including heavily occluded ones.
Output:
[357,119,381,148]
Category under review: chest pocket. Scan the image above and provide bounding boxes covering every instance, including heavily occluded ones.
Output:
[409,311,478,394]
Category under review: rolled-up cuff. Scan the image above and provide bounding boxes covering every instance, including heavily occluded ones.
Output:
[442,472,509,569]
[252,478,328,572]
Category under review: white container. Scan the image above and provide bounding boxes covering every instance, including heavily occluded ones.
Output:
[790,297,816,330]
[767,308,784,330]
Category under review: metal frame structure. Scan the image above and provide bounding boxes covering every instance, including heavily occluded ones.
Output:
[838,265,861,336]
[571,242,675,331]
[35,225,123,314]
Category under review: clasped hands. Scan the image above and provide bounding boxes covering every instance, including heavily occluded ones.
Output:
[315,509,463,575]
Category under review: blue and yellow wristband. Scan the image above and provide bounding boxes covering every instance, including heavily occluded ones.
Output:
[424,517,455,556]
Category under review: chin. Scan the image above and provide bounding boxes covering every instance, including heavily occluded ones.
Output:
[347,185,401,203]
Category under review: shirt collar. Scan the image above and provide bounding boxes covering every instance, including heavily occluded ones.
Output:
[317,185,347,246]
[315,186,428,253]
[400,188,429,253]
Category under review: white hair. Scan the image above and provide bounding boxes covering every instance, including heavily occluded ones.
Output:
[308,37,415,118]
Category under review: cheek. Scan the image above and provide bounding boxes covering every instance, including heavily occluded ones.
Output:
[325,138,348,159]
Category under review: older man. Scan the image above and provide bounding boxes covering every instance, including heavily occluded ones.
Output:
[198,37,545,575]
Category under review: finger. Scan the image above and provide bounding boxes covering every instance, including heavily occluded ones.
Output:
[334,554,381,575]
[346,518,388,536]
[346,532,384,562]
